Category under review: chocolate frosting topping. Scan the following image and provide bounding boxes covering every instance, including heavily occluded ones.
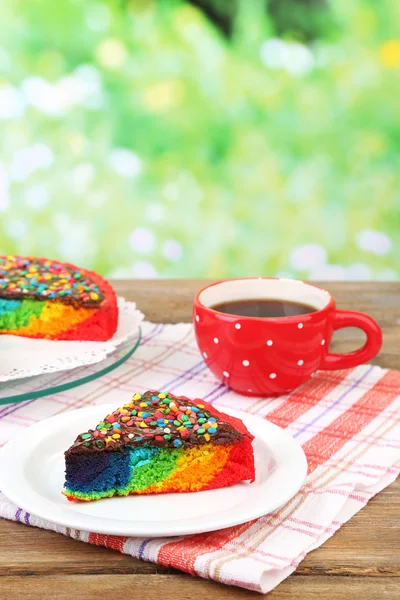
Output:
[0,255,104,307]
[66,390,243,454]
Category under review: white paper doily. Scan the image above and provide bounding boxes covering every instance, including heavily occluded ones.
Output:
[0,297,144,383]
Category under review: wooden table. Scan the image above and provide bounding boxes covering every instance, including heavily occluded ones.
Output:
[1,281,399,600]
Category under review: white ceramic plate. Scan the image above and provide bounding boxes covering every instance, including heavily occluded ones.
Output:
[0,405,307,537]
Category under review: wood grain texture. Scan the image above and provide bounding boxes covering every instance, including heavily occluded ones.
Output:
[1,280,399,599]
[2,575,400,600]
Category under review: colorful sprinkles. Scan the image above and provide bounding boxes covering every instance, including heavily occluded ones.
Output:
[70,390,232,452]
[0,256,104,306]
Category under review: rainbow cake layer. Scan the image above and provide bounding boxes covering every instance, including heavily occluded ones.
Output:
[63,390,255,501]
[0,255,118,341]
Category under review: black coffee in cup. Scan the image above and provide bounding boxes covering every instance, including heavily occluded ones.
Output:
[210,299,316,318]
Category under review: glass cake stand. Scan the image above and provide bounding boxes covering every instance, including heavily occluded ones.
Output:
[0,327,141,405]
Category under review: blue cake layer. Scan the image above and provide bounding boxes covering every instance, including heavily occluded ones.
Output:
[65,447,160,494]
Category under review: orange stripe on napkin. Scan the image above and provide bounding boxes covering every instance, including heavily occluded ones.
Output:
[158,520,257,575]
[88,533,127,552]
[303,370,400,474]
[267,370,350,429]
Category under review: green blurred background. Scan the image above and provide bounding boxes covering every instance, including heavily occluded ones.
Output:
[0,0,399,280]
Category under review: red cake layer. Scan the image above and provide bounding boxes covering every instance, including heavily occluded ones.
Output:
[53,268,118,341]
[204,436,255,490]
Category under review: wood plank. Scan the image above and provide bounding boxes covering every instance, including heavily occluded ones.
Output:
[3,575,400,600]
[112,280,400,368]
[112,279,400,326]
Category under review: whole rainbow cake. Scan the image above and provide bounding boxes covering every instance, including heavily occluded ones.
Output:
[0,255,118,341]
[63,390,255,501]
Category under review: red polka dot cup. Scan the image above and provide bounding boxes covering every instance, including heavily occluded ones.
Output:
[193,278,382,397]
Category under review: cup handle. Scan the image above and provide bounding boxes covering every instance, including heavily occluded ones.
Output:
[320,309,382,370]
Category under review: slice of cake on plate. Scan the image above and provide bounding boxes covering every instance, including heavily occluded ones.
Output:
[63,390,255,500]
[0,255,118,341]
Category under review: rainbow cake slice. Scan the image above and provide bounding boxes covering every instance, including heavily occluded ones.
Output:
[63,390,255,501]
[0,255,118,341]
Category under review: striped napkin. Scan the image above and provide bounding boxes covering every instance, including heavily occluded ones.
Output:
[1,322,399,594]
